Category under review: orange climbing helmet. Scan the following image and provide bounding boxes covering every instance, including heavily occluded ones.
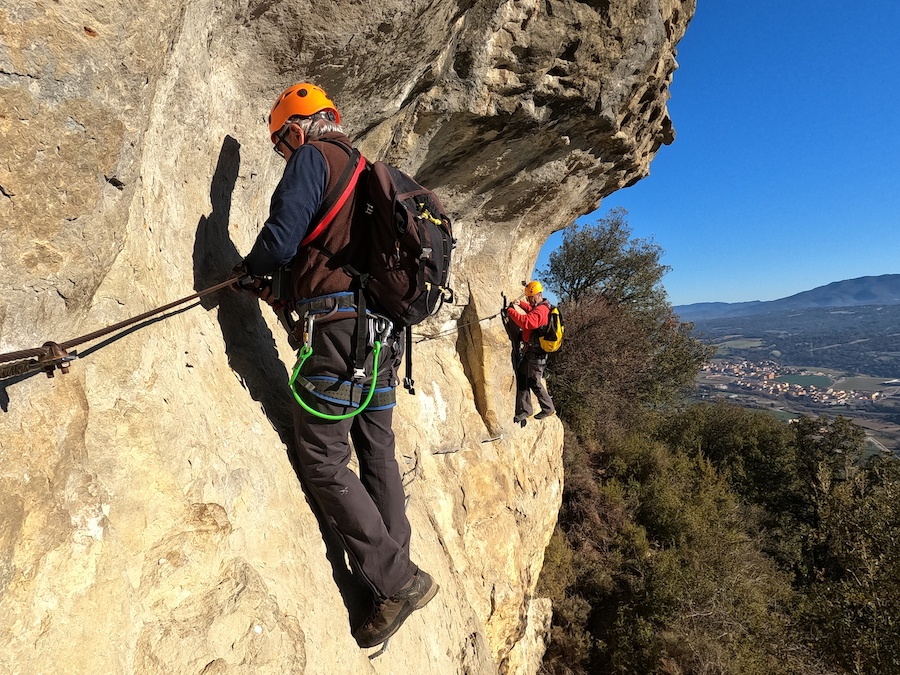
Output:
[524,281,544,296]
[268,82,341,140]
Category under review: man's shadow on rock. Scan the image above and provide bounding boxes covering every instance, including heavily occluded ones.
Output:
[193,135,373,630]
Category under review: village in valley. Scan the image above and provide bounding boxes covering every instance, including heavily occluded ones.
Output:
[696,359,900,454]
[700,360,899,405]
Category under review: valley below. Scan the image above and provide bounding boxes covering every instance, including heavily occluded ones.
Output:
[695,359,900,454]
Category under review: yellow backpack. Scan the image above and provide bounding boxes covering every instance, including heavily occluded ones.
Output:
[537,305,564,353]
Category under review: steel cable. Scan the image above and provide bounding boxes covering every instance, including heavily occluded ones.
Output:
[0,275,240,370]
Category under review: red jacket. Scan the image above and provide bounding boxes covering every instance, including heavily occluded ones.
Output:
[506,300,550,343]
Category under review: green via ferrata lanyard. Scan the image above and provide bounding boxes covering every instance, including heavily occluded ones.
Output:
[289,340,384,421]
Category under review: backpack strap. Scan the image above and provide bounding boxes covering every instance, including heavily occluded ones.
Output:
[300,140,366,247]
[404,326,415,394]
[352,284,369,382]
[528,300,553,347]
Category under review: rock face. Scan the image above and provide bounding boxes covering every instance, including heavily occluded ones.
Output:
[0,1,693,673]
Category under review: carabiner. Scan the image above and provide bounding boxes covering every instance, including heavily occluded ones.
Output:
[303,313,316,349]
[373,316,393,342]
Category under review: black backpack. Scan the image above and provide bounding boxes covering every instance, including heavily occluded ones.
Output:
[364,161,454,327]
[304,141,455,393]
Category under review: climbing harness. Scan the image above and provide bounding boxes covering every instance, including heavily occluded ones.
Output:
[0,276,240,380]
[288,303,395,421]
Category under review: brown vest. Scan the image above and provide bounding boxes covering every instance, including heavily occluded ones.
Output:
[290,132,367,302]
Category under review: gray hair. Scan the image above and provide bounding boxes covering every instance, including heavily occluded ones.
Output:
[283,111,343,141]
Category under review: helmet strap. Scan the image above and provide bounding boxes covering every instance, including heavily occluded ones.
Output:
[274,124,305,157]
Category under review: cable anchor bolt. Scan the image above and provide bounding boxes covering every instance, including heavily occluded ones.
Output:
[38,342,78,378]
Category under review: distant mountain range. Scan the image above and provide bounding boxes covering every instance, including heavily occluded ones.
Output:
[674,274,900,321]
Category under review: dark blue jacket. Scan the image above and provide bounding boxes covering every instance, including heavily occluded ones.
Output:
[243,145,327,276]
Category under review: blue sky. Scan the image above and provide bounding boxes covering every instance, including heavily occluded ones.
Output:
[535,1,900,307]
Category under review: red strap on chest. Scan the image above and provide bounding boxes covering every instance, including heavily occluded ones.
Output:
[300,150,367,247]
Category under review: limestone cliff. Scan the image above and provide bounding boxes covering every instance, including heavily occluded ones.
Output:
[0,1,694,673]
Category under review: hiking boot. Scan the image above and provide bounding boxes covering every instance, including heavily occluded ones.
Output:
[353,570,439,648]
[513,412,530,424]
[534,409,555,420]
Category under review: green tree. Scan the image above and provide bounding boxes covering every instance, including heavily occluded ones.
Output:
[653,402,804,569]
[539,428,804,675]
[791,419,900,674]
[656,404,900,674]
[802,454,900,675]
[542,207,669,309]
[541,210,712,438]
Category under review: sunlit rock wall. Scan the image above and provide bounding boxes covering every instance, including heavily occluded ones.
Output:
[0,0,694,673]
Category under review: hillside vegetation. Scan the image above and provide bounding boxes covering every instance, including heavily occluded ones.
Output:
[537,212,900,674]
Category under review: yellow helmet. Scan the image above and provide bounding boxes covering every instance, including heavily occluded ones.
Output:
[268,82,341,141]
[524,281,544,296]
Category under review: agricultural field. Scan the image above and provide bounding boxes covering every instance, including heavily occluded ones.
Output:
[712,338,765,353]
[776,374,833,388]
[833,376,900,392]
[771,408,800,422]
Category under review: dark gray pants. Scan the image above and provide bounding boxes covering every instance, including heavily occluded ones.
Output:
[290,315,415,599]
[515,349,555,417]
